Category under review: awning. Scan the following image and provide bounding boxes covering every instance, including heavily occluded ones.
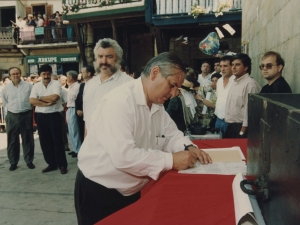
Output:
[26,54,80,64]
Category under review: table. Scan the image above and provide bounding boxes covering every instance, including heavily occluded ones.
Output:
[96,139,247,225]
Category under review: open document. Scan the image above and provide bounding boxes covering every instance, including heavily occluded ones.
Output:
[178,147,247,175]
[232,173,266,225]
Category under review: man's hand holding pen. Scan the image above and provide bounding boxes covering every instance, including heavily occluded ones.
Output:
[172,146,212,170]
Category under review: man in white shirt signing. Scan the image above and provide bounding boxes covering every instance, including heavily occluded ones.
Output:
[75,52,212,224]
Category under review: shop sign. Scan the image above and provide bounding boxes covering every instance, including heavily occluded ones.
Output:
[26,54,79,64]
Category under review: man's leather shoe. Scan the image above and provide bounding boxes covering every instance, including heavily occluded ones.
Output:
[72,153,78,158]
[65,148,70,151]
[68,151,75,155]
[27,163,35,169]
[42,166,57,173]
[9,165,17,171]
[60,167,68,174]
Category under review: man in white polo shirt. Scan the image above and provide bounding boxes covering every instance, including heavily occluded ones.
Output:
[214,55,235,136]
[2,67,35,171]
[30,64,68,174]
[65,70,81,158]
[83,38,132,134]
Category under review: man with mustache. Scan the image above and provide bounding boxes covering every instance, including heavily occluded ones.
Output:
[29,64,68,174]
[82,38,132,135]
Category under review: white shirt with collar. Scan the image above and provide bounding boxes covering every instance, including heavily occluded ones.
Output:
[30,80,63,113]
[83,70,132,131]
[214,75,235,120]
[197,73,212,87]
[78,78,194,196]
[67,82,80,108]
[2,80,32,113]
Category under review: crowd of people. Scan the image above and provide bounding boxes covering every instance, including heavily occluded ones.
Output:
[12,11,73,43]
[0,37,293,224]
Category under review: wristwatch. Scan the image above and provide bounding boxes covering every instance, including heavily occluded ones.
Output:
[184,144,194,151]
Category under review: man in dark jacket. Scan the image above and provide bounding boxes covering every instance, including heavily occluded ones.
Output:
[259,51,292,93]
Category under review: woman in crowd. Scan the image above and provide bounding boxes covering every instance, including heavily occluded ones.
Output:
[43,14,51,42]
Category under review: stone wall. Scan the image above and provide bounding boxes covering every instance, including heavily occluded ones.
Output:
[242,0,300,92]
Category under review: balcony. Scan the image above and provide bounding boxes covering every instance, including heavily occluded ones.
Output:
[0,27,16,46]
[13,25,78,50]
[63,0,145,21]
[146,0,243,26]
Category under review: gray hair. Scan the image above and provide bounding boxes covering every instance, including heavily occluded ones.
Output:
[141,52,186,78]
[66,70,78,81]
[93,38,123,64]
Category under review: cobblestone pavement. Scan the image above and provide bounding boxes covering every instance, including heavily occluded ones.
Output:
[0,132,78,225]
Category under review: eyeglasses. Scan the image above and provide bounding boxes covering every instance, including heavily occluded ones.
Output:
[259,63,277,70]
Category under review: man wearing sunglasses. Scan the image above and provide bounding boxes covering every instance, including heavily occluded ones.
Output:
[259,51,292,93]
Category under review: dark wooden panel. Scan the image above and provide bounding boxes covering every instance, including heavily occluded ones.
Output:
[248,94,300,225]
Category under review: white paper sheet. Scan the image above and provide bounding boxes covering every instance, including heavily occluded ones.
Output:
[232,173,266,225]
[178,161,246,175]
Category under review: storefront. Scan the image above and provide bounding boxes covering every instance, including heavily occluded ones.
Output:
[25,54,80,75]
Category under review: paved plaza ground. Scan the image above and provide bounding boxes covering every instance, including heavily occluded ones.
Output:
[0,132,78,225]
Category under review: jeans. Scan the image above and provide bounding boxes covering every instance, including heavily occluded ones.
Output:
[67,108,82,153]
[215,117,228,137]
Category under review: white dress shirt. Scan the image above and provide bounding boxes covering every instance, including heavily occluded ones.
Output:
[78,78,194,196]
[67,82,80,108]
[214,75,235,119]
[83,70,132,131]
[225,74,261,126]
[61,87,68,105]
[2,80,32,113]
[197,73,212,87]
[30,80,63,113]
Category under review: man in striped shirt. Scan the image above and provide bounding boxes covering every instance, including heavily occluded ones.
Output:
[83,38,132,134]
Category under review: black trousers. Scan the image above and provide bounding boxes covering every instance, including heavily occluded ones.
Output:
[76,115,84,144]
[74,170,140,225]
[6,110,34,166]
[224,122,247,138]
[36,112,67,168]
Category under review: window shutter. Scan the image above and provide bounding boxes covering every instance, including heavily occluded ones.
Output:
[46,4,53,17]
[25,6,32,16]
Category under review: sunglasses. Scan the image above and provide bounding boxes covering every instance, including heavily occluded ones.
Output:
[259,63,277,70]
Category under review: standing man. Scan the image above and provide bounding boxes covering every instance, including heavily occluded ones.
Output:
[214,56,235,136]
[224,53,261,138]
[2,67,35,171]
[51,74,70,152]
[75,52,212,224]
[66,70,81,158]
[259,51,292,93]
[211,58,221,75]
[83,38,132,134]
[197,61,211,87]
[30,64,68,174]
[75,66,95,143]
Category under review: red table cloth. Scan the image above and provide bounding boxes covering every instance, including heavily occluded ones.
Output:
[96,139,247,225]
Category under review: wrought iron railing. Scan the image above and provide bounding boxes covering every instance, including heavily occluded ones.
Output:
[63,0,143,14]
[155,0,242,15]
[0,27,16,45]
[15,25,77,45]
